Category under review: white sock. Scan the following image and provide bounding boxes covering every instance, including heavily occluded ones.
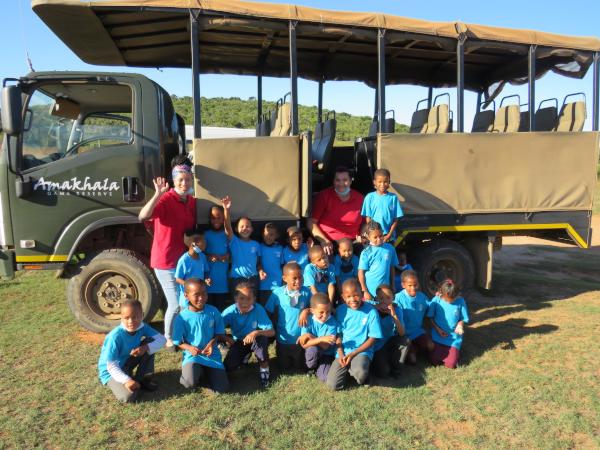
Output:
[260,367,269,373]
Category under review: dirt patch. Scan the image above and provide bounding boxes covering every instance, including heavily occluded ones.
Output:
[75,330,105,345]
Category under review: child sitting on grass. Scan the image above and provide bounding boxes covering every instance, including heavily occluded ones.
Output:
[298,293,339,382]
[369,284,409,378]
[265,262,311,372]
[304,245,336,303]
[393,270,434,364]
[358,221,399,300]
[175,227,211,308]
[281,226,309,270]
[258,222,283,306]
[172,278,229,393]
[326,278,383,390]
[97,299,166,403]
[427,279,469,369]
[222,282,275,388]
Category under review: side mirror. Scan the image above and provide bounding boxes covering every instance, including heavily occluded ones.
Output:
[1,85,23,136]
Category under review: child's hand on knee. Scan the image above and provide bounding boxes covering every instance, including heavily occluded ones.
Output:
[130,344,148,357]
[124,379,140,393]
[455,323,464,335]
[201,343,213,357]
[243,331,258,345]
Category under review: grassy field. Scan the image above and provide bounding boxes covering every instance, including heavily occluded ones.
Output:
[1,241,599,449]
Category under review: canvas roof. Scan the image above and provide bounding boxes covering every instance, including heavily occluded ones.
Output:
[32,0,600,96]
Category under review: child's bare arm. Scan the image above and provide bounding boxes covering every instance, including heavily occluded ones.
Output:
[327,283,336,304]
[221,196,234,240]
[386,219,399,242]
[201,338,217,356]
[257,257,267,281]
[175,277,185,286]
[309,285,318,295]
[344,337,376,363]
[389,305,405,336]
[178,342,201,356]
[357,269,372,300]
[298,307,310,327]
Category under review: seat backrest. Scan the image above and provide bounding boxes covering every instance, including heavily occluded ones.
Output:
[554,101,586,132]
[314,118,337,171]
[368,120,378,137]
[471,110,495,132]
[519,111,530,132]
[311,121,324,160]
[383,117,395,133]
[410,108,429,133]
[491,105,520,132]
[270,109,278,133]
[425,104,450,134]
[278,102,292,136]
[269,105,282,136]
[535,106,558,131]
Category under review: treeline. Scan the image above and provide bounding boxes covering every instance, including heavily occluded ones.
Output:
[171,96,408,141]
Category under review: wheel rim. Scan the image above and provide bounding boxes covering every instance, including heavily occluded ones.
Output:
[84,270,139,320]
[424,257,464,296]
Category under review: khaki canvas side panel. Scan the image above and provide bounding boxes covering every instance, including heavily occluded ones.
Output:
[377,132,599,214]
[193,136,301,222]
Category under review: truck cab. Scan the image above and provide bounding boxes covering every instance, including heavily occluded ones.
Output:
[1,72,183,330]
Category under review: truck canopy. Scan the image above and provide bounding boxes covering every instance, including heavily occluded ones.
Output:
[33,0,600,101]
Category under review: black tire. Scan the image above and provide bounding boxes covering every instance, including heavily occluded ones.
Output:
[67,249,161,333]
[412,239,475,298]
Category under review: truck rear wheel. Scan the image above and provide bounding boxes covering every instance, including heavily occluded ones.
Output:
[67,249,161,333]
[413,239,475,298]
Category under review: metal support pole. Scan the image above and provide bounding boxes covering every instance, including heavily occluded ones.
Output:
[190,13,201,139]
[456,34,465,132]
[377,28,386,133]
[476,91,482,112]
[528,45,537,131]
[373,87,378,118]
[593,52,600,131]
[257,75,263,124]
[289,21,299,135]
[317,80,323,123]
[427,87,433,109]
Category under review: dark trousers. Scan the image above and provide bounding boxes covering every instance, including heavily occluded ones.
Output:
[276,342,305,371]
[305,346,335,382]
[372,335,410,378]
[180,362,230,393]
[430,342,460,369]
[106,353,154,403]
[224,336,270,371]
[326,354,371,391]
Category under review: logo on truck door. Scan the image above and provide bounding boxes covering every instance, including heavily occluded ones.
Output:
[33,177,120,197]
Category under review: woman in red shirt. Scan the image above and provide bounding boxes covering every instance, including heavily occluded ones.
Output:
[138,164,196,348]
[308,166,364,255]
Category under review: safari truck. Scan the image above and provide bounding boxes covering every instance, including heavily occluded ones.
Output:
[0,0,598,332]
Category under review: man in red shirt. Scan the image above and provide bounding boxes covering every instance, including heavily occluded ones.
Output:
[308,166,364,255]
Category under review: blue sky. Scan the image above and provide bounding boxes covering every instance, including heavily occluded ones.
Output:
[2,0,600,127]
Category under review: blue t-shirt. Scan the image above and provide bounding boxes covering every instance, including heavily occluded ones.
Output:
[259,243,283,291]
[365,300,405,351]
[98,323,160,385]
[333,255,359,285]
[281,244,309,270]
[393,289,430,340]
[221,303,273,341]
[335,302,383,360]
[303,263,336,294]
[172,305,225,369]
[230,235,261,278]
[265,285,311,344]
[427,296,470,349]
[358,244,399,298]
[174,251,210,307]
[205,229,229,294]
[361,191,403,236]
[300,315,339,356]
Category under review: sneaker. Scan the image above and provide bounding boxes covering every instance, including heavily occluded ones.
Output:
[165,339,176,353]
[140,378,159,392]
[259,371,270,388]
[306,369,316,378]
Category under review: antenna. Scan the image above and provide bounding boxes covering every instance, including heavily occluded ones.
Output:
[19,0,35,72]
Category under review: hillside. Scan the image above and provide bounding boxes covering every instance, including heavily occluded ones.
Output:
[171,96,408,141]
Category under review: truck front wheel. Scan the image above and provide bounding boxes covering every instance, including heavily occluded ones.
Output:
[67,249,161,333]
[413,239,475,298]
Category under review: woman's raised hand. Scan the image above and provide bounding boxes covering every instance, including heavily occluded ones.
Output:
[153,177,169,196]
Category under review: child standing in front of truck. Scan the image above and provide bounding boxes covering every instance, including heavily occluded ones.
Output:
[205,205,230,311]
[258,222,283,306]
[281,226,310,270]
[361,168,403,243]
[358,221,399,300]
[174,227,211,308]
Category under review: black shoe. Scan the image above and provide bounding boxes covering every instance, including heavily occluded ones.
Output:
[140,378,159,392]
[306,369,316,378]
[259,371,270,388]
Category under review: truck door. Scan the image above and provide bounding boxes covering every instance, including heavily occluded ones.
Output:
[9,78,145,267]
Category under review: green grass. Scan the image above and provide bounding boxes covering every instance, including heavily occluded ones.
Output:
[1,245,600,449]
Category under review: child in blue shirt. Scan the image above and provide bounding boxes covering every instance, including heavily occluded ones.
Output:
[369,285,409,378]
[326,279,383,391]
[393,269,434,364]
[427,279,469,369]
[172,278,230,393]
[361,168,403,242]
[222,195,265,294]
[358,221,399,300]
[265,262,311,371]
[205,204,230,311]
[222,281,275,387]
[98,299,166,403]
[175,227,211,309]
[258,222,283,306]
[298,293,338,382]
[304,245,336,303]
[333,237,359,296]
[281,226,309,270]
